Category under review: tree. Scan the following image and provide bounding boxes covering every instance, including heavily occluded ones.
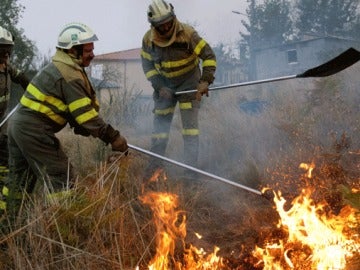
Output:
[0,0,36,71]
[241,0,293,48]
[294,0,359,38]
[212,43,244,84]
[239,0,293,79]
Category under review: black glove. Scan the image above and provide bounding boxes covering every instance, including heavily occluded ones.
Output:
[158,87,174,100]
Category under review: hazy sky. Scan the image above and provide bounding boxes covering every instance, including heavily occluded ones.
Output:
[18,0,248,56]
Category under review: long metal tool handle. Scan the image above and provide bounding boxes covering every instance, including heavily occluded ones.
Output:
[176,75,297,95]
[176,47,360,95]
[0,104,19,128]
[128,144,262,196]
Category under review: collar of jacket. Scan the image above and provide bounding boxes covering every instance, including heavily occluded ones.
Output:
[151,18,183,48]
[52,49,83,71]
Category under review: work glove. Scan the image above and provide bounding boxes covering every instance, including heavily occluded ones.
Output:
[111,134,128,153]
[196,81,209,101]
[158,87,174,100]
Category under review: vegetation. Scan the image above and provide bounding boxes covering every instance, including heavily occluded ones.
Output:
[0,0,36,71]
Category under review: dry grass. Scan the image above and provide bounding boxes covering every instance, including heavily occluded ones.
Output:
[1,64,360,269]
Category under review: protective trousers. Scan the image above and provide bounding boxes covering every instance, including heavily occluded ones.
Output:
[6,115,74,218]
[149,95,200,171]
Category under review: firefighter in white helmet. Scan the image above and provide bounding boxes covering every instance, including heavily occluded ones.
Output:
[0,26,29,167]
[141,0,217,178]
[5,23,128,219]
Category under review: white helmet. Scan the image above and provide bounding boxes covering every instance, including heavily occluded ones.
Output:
[0,26,14,46]
[57,22,98,49]
[147,0,175,27]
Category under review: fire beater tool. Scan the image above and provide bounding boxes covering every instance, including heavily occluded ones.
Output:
[128,144,269,198]
[175,47,360,95]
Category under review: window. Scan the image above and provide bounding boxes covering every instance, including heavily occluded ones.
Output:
[91,64,103,80]
[287,49,298,64]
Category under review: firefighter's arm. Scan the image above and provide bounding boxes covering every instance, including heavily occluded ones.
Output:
[190,31,217,84]
[8,64,30,90]
[62,77,128,152]
[140,38,166,93]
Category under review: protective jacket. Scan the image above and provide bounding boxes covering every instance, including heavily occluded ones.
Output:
[0,64,28,123]
[141,20,216,94]
[18,49,119,143]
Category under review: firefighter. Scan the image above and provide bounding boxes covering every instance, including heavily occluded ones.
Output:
[141,0,216,177]
[0,26,29,168]
[0,26,29,215]
[5,22,128,218]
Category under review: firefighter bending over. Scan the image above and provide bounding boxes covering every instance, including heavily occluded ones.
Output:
[141,0,216,177]
[5,23,128,219]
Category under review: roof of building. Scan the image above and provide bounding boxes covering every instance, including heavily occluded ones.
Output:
[94,48,141,61]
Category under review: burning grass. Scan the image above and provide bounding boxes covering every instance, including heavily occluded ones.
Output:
[0,148,359,269]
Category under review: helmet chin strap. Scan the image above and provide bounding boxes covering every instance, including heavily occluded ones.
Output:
[68,46,84,66]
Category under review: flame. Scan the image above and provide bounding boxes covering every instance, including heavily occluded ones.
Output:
[254,188,360,269]
[138,167,359,269]
[139,190,225,269]
[299,162,315,178]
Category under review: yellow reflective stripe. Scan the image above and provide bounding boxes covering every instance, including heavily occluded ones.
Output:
[21,96,66,125]
[26,84,67,111]
[75,108,98,124]
[146,69,160,79]
[0,166,9,173]
[0,200,6,210]
[2,186,22,199]
[154,107,175,115]
[203,59,217,67]
[161,54,197,68]
[69,97,91,112]
[2,186,8,196]
[46,190,72,201]
[179,102,192,110]
[0,94,10,103]
[152,133,169,139]
[194,39,207,55]
[141,50,152,61]
[160,59,199,78]
[182,128,199,136]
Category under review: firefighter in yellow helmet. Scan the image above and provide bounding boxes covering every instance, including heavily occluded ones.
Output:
[5,23,128,218]
[141,0,217,178]
[0,26,29,168]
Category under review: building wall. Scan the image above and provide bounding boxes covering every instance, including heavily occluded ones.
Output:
[90,59,153,97]
[254,38,360,80]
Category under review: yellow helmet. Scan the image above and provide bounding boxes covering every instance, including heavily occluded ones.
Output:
[57,22,98,49]
[147,0,175,27]
[0,26,14,46]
